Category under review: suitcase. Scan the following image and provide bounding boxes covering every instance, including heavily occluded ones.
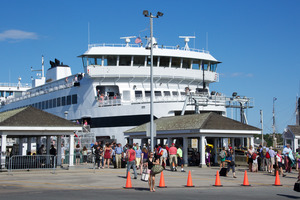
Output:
[294,181,300,192]
[219,168,227,176]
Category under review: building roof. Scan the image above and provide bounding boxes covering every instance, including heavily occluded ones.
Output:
[284,125,300,138]
[288,125,300,136]
[0,106,79,127]
[125,112,260,134]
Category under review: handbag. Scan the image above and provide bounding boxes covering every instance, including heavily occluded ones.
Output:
[151,164,164,175]
[141,168,149,181]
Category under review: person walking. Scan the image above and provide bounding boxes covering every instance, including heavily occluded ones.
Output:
[226,148,237,178]
[126,144,137,179]
[61,144,66,166]
[276,150,286,177]
[147,152,159,192]
[283,144,292,173]
[247,145,254,172]
[177,146,185,172]
[103,143,112,168]
[142,147,149,172]
[268,146,276,173]
[82,146,88,164]
[219,147,227,170]
[94,146,102,169]
[115,143,123,168]
[169,143,178,171]
[135,144,142,174]
[159,145,168,169]
[75,144,81,165]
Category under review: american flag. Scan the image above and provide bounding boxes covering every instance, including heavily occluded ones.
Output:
[135,37,142,44]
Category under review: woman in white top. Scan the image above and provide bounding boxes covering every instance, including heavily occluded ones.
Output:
[247,145,254,172]
[159,145,168,169]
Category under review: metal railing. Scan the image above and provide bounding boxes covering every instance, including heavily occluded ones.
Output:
[8,155,56,174]
[0,82,32,88]
[88,43,210,54]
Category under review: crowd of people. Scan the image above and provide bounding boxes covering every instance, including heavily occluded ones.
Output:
[89,142,186,192]
[245,144,299,178]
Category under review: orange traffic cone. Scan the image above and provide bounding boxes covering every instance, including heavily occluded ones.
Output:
[274,170,282,186]
[214,171,222,187]
[124,171,133,189]
[158,171,167,188]
[241,170,251,186]
[185,170,194,187]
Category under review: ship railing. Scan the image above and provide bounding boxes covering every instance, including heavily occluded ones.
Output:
[0,82,32,88]
[7,155,56,174]
[3,75,79,105]
[132,95,187,104]
[97,98,122,107]
[88,43,210,54]
[188,94,228,106]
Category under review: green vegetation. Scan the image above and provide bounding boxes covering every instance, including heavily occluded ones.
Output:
[254,133,283,147]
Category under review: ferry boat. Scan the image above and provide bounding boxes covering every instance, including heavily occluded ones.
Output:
[0,36,230,144]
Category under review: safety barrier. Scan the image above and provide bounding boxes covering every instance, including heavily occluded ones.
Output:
[8,155,56,174]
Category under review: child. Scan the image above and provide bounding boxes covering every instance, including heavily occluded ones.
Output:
[252,154,258,172]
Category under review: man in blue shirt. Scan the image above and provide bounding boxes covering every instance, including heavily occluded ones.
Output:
[115,143,123,168]
[135,144,142,174]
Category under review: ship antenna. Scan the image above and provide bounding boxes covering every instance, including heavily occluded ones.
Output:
[42,55,44,78]
[88,22,90,49]
[120,36,136,47]
[194,32,196,49]
[206,32,208,51]
[179,36,196,51]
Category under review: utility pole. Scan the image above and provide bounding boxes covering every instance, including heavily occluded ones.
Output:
[260,110,263,146]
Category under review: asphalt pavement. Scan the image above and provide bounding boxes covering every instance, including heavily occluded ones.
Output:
[0,165,299,200]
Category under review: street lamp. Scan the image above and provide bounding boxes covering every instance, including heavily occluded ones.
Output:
[143,10,163,152]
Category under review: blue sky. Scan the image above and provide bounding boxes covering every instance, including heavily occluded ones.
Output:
[1,0,299,134]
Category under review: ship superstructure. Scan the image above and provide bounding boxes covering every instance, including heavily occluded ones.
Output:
[0,36,228,144]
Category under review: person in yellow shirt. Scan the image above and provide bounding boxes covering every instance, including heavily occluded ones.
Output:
[177,146,185,172]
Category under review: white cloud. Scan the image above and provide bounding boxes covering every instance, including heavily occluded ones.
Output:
[0,29,38,41]
[228,72,254,78]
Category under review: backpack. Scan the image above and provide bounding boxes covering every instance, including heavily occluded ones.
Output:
[266,152,270,159]
[252,153,257,160]
[219,151,226,159]
[262,149,267,157]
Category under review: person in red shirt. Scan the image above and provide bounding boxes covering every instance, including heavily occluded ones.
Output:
[165,144,170,152]
[169,143,178,171]
[126,144,137,179]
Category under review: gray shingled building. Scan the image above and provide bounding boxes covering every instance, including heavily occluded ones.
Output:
[283,125,300,152]
[124,112,261,167]
[0,106,82,169]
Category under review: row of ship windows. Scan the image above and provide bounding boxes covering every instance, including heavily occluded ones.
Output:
[24,94,78,110]
[83,56,217,72]
[135,90,185,97]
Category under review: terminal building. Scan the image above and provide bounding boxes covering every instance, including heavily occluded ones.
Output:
[125,112,261,167]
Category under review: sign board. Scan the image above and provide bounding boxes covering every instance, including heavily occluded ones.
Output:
[191,139,198,148]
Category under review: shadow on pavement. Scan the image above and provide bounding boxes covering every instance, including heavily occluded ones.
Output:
[277,194,300,199]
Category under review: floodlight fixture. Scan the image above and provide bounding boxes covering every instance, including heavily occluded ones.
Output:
[157,12,163,17]
[143,10,149,17]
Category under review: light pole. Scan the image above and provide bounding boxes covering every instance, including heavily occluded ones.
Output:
[272,97,277,147]
[143,10,163,152]
[260,110,263,146]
